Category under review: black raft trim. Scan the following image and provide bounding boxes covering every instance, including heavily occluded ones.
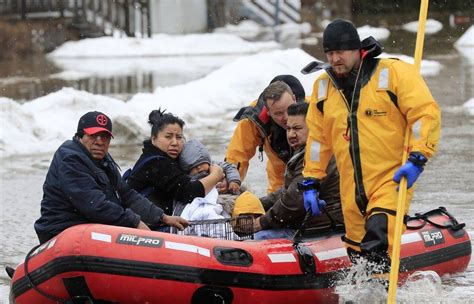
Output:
[11,255,334,299]
[12,240,471,299]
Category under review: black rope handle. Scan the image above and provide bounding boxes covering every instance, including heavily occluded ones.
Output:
[406,206,465,231]
[23,243,69,303]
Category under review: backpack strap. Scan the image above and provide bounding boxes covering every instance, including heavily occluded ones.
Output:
[123,155,162,196]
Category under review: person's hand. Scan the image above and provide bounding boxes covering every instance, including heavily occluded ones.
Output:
[136,220,151,231]
[253,216,262,232]
[228,182,241,194]
[298,179,326,216]
[216,178,228,193]
[209,164,224,180]
[162,215,189,231]
[303,189,326,216]
[393,153,426,189]
[231,214,255,236]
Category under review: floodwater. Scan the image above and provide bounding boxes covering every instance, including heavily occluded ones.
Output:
[1,23,473,303]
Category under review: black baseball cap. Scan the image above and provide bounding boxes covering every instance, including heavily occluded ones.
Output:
[77,111,113,138]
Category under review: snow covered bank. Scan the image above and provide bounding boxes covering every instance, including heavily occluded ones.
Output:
[379,53,443,77]
[454,26,474,64]
[48,33,281,80]
[402,19,443,34]
[49,33,280,58]
[1,49,319,157]
[463,98,474,115]
[357,25,390,41]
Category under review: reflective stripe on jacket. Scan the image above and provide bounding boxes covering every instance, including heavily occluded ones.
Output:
[303,57,441,215]
[259,146,342,230]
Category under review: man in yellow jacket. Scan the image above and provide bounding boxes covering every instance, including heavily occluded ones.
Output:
[225,75,307,193]
[302,19,441,272]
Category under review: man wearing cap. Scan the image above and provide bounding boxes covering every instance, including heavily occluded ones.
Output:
[34,111,188,244]
[225,76,307,193]
[302,19,441,271]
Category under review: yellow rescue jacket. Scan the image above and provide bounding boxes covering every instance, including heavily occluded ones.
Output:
[303,57,441,215]
[226,97,309,193]
[225,99,287,193]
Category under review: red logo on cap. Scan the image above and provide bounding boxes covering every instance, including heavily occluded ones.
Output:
[96,114,108,126]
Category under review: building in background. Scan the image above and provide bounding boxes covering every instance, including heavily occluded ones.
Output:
[150,0,207,34]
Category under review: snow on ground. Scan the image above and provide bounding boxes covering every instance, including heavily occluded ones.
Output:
[214,20,263,40]
[464,98,474,115]
[454,26,474,64]
[357,25,390,41]
[402,19,443,34]
[48,33,280,79]
[0,49,319,158]
[455,26,474,47]
[49,33,280,58]
[379,52,443,76]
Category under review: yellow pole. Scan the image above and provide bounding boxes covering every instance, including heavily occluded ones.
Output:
[387,1,429,303]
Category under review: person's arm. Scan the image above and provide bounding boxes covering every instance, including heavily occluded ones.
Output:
[217,161,241,193]
[136,220,151,230]
[318,156,341,205]
[59,155,140,228]
[225,119,262,181]
[117,171,166,228]
[162,214,189,231]
[152,159,206,203]
[259,188,284,211]
[258,176,305,230]
[264,155,286,193]
[303,77,332,180]
[220,161,241,184]
[392,60,441,159]
[198,163,224,194]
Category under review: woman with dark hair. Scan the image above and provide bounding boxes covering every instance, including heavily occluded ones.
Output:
[126,109,224,228]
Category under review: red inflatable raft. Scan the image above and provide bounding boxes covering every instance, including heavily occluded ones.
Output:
[9,207,471,304]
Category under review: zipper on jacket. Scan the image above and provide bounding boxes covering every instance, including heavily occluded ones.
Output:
[326,62,369,216]
[348,59,369,216]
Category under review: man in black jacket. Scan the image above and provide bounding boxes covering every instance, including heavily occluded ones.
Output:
[34,111,188,244]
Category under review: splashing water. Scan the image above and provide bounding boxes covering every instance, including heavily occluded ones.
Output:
[335,259,445,304]
[335,259,389,304]
[397,271,443,302]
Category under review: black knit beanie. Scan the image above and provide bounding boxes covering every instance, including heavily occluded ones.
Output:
[323,19,361,52]
[269,75,306,102]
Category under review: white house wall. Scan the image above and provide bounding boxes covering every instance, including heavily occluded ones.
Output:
[150,0,208,34]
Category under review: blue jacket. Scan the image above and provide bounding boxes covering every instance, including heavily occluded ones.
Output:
[34,138,164,243]
[127,140,205,215]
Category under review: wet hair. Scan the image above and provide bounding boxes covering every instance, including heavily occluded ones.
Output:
[262,81,293,109]
[148,108,185,137]
[287,102,308,117]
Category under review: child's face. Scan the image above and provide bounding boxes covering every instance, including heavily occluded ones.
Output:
[189,163,210,176]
